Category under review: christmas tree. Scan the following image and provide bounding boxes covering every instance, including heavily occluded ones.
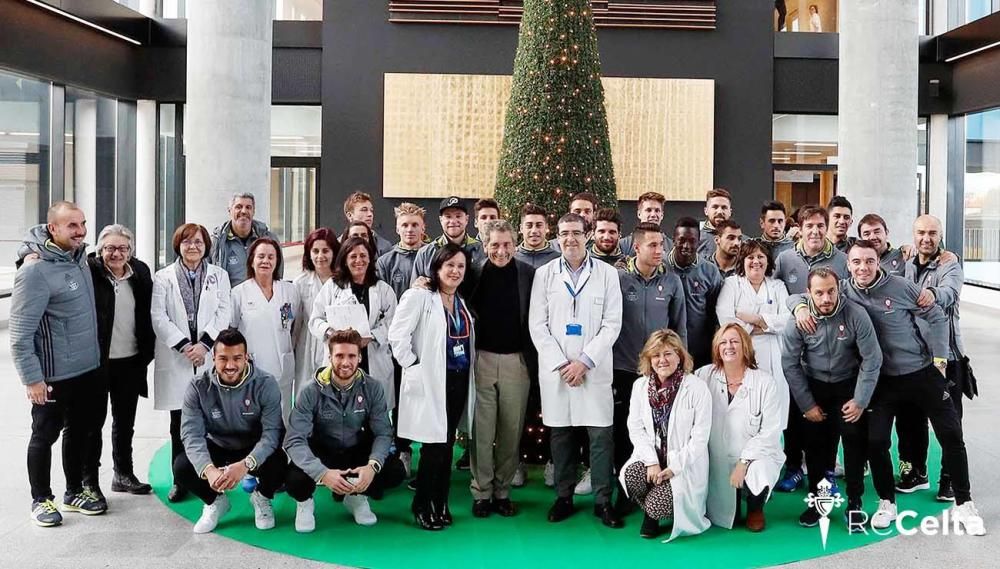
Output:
[495,0,617,228]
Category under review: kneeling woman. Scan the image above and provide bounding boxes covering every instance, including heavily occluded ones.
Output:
[618,330,712,540]
[697,323,784,532]
[389,244,476,530]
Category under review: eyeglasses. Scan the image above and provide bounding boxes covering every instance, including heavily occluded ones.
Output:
[102,245,130,254]
[181,239,205,248]
[558,230,585,238]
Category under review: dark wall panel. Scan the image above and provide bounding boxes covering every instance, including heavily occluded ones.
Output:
[322,0,776,238]
[773,58,838,115]
[952,49,1000,115]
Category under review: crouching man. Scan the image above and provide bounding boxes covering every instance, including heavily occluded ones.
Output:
[173,329,286,534]
[284,329,405,532]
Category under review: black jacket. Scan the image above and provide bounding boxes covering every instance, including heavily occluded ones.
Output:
[88,254,156,392]
[469,258,538,379]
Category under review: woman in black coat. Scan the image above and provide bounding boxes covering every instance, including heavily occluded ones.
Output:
[85,224,156,498]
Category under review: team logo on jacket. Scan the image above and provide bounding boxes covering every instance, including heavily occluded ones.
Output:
[788,272,798,284]
[357,395,364,405]
[837,324,848,340]
[211,408,223,419]
[67,280,79,291]
[626,288,638,302]
[884,299,894,314]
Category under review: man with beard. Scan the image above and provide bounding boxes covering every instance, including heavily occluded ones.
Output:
[411,196,485,294]
[344,191,394,257]
[668,216,723,368]
[590,208,626,265]
[856,213,907,276]
[550,192,599,252]
[758,200,794,258]
[473,199,501,241]
[210,192,281,285]
[515,203,561,269]
[698,188,733,257]
[706,219,742,278]
[619,192,673,256]
[826,196,856,253]
[377,202,427,299]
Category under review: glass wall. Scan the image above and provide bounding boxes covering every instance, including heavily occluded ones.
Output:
[157,104,184,268]
[156,0,321,20]
[64,88,118,238]
[0,70,49,275]
[965,108,1000,289]
[270,105,320,243]
[775,0,839,32]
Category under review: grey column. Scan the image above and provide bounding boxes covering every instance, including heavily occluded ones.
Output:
[838,0,919,241]
[185,0,272,230]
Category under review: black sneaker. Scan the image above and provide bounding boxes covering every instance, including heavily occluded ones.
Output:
[548,497,575,522]
[407,479,418,491]
[895,467,930,493]
[844,499,865,533]
[63,489,107,515]
[31,498,63,527]
[456,449,471,471]
[799,506,821,527]
[112,473,152,495]
[936,478,956,502]
[472,499,492,518]
[84,485,109,511]
[167,484,188,503]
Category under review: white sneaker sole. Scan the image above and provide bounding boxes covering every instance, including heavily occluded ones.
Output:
[895,482,930,493]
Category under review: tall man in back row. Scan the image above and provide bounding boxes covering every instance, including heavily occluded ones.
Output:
[668,217,722,368]
[698,187,733,258]
[211,192,281,285]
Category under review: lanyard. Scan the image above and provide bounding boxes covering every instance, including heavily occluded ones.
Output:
[562,258,593,318]
[447,296,470,339]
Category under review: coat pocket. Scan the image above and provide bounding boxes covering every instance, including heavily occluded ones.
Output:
[402,363,425,398]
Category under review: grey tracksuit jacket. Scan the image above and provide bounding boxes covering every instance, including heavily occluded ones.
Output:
[514,243,561,269]
[879,245,907,277]
[667,251,723,364]
[906,252,964,361]
[613,260,688,373]
[10,225,100,385]
[372,230,395,258]
[619,232,673,260]
[284,369,393,481]
[210,219,281,286]
[180,364,284,476]
[773,240,849,295]
[756,235,795,258]
[376,245,420,299]
[410,234,485,281]
[781,296,883,410]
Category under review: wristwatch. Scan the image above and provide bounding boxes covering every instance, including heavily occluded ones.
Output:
[244,456,256,471]
[368,460,382,475]
[739,458,753,466]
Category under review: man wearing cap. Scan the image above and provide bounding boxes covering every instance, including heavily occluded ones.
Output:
[410,196,486,295]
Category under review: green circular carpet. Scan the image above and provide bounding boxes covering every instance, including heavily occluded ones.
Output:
[151,442,948,569]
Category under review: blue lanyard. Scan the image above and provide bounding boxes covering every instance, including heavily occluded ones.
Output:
[562,258,593,318]
[447,296,469,339]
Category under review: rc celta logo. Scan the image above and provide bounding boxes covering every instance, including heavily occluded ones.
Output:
[804,478,844,549]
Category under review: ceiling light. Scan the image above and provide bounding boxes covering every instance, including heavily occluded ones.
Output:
[22,0,142,46]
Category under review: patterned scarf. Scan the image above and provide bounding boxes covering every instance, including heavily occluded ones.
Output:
[648,368,685,463]
[174,258,205,341]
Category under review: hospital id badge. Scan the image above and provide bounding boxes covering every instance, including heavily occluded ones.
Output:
[566,323,583,336]
[452,343,466,358]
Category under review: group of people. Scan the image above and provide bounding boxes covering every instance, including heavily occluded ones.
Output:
[11,187,986,541]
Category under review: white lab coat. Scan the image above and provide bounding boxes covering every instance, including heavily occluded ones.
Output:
[618,374,712,542]
[389,288,476,443]
[528,256,623,427]
[696,365,784,529]
[309,279,397,409]
[716,275,791,427]
[150,263,231,411]
[293,271,330,396]
[231,278,300,419]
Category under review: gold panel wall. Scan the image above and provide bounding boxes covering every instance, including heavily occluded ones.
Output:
[383,73,714,201]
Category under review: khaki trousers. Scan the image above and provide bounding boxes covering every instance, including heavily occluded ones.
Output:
[470,350,531,500]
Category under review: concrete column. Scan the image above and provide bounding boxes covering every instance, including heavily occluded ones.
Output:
[73,98,97,246]
[135,100,157,265]
[838,0,919,241]
[925,0,954,235]
[185,0,272,231]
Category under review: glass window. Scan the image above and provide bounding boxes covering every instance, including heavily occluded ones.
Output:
[270,105,320,243]
[158,0,186,18]
[274,0,321,20]
[775,0,838,33]
[271,106,321,157]
[64,88,118,238]
[0,70,50,275]
[964,108,1000,289]
[157,103,184,268]
[772,114,839,213]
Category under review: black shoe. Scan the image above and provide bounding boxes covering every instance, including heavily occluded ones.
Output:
[936,478,956,502]
[407,479,418,492]
[799,506,821,527]
[595,503,624,529]
[895,466,930,493]
[456,449,471,471]
[548,497,575,522]
[615,494,636,516]
[493,498,516,517]
[413,509,443,530]
[84,485,109,511]
[844,499,865,532]
[472,499,492,518]
[640,514,660,538]
[167,484,188,503]
[111,473,152,495]
[436,503,453,526]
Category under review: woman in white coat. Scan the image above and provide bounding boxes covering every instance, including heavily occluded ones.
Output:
[697,323,784,532]
[715,240,790,427]
[388,243,476,531]
[151,223,231,502]
[293,228,339,397]
[231,237,300,421]
[309,237,396,408]
[619,329,712,541]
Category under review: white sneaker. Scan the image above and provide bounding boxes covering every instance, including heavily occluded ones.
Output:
[574,468,593,495]
[871,499,897,530]
[295,498,316,533]
[399,451,412,478]
[543,461,555,488]
[511,462,527,488]
[952,501,987,536]
[343,494,377,526]
[193,493,230,534]
[834,459,845,478]
[250,490,275,530]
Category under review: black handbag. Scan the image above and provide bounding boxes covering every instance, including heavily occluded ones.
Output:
[959,355,979,400]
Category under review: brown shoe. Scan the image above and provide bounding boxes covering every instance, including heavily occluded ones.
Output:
[746,510,766,532]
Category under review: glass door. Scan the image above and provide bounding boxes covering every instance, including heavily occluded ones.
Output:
[269,157,319,245]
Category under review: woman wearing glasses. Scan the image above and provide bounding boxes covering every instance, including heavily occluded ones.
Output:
[389,244,476,530]
[86,225,156,498]
[151,223,232,502]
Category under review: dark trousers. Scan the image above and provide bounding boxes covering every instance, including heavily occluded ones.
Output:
[551,425,614,505]
[784,395,807,471]
[27,372,98,500]
[612,370,637,480]
[83,356,147,484]
[775,0,787,30]
[803,378,868,502]
[286,441,406,502]
[413,369,469,512]
[734,484,770,524]
[169,409,184,482]
[869,365,971,505]
[172,441,287,504]
[392,360,412,453]
[896,360,964,479]
[519,375,550,464]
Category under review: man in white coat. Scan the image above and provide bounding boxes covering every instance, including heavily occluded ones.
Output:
[529,213,624,529]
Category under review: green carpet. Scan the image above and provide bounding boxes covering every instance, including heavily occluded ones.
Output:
[151,442,948,569]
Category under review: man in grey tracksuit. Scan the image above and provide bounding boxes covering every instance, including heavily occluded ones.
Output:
[377,244,421,299]
[857,213,908,277]
[773,239,849,295]
[410,197,486,296]
[173,330,286,534]
[782,267,882,524]
[669,218,723,368]
[12,203,104,525]
[515,242,561,268]
[209,193,281,286]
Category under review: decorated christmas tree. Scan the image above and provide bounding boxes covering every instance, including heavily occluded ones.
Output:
[495,0,617,227]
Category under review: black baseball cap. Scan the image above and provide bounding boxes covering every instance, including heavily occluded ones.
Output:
[439,196,468,214]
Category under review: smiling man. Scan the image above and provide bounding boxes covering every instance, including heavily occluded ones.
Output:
[857,213,906,276]
[826,196,856,253]
[410,196,485,295]
[515,203,561,268]
[668,216,723,368]
[707,219,743,278]
[590,208,625,265]
[620,192,674,256]
[210,192,281,285]
[758,200,794,258]
[377,202,427,299]
[698,188,734,257]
